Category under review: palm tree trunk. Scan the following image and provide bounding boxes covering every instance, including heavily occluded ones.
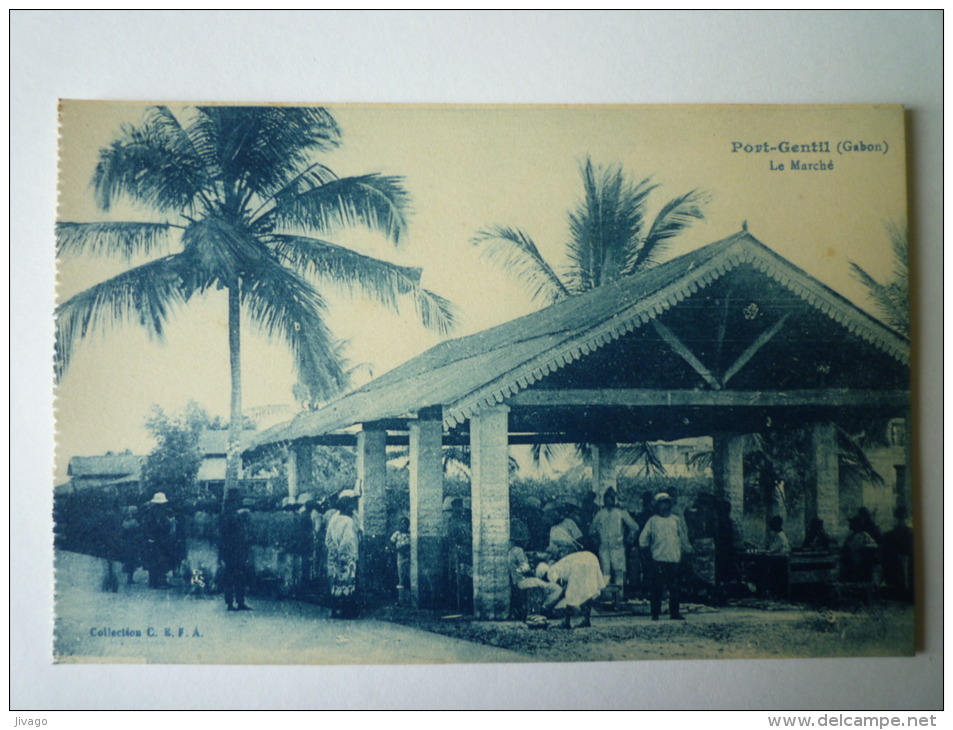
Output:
[225,281,242,493]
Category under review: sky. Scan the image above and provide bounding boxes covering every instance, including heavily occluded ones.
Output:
[54,102,907,483]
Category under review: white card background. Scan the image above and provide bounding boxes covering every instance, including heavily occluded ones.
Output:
[11,10,942,710]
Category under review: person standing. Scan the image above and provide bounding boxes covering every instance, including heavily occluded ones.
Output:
[589,488,638,605]
[219,490,253,611]
[639,492,691,621]
[547,505,584,561]
[142,492,175,588]
[842,515,879,584]
[120,505,141,585]
[325,490,361,618]
[390,515,411,606]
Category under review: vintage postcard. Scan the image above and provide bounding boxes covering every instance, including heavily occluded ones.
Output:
[54,102,912,664]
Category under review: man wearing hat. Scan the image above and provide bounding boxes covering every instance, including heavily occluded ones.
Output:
[220,489,253,611]
[142,492,175,588]
[639,492,692,620]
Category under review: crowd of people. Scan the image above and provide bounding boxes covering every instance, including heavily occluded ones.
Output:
[90,487,368,616]
[81,480,913,625]
[506,489,693,627]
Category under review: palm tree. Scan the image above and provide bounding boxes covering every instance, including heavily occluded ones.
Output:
[473,157,708,476]
[850,220,909,336]
[56,105,455,491]
[472,156,708,304]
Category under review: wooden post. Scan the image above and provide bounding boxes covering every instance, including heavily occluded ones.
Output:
[409,411,444,609]
[809,422,841,540]
[712,433,745,543]
[470,405,511,620]
[357,427,388,602]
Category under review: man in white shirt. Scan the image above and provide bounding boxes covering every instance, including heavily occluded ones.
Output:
[589,488,639,600]
[639,492,692,621]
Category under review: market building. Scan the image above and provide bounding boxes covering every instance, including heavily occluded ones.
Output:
[249,230,911,619]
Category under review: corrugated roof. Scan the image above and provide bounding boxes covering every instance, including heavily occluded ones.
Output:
[252,231,909,447]
[67,454,145,478]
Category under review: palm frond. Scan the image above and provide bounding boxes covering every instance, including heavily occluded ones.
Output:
[849,261,908,335]
[626,189,709,273]
[54,255,189,382]
[687,449,713,473]
[849,220,909,336]
[293,339,373,409]
[192,106,342,201]
[145,106,223,180]
[415,288,458,337]
[56,221,177,261]
[471,225,569,304]
[239,259,348,401]
[264,174,411,244]
[574,442,593,464]
[616,442,667,477]
[836,425,886,489]
[529,442,569,467]
[93,115,211,215]
[268,234,456,336]
[269,234,419,303]
[887,219,909,272]
[566,159,657,291]
[141,106,220,201]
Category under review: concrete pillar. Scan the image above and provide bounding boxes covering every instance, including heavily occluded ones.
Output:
[712,433,745,542]
[409,413,444,609]
[591,443,617,505]
[287,441,314,500]
[357,428,388,601]
[809,422,841,540]
[357,429,387,535]
[470,405,511,620]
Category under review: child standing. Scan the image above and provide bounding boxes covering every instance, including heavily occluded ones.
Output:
[390,516,411,606]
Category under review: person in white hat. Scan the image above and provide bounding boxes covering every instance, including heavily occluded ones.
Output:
[143,492,174,588]
[639,492,692,620]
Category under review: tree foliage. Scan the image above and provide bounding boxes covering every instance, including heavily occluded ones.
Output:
[473,157,708,475]
[57,105,457,490]
[850,220,909,336]
[142,401,210,501]
[472,157,708,305]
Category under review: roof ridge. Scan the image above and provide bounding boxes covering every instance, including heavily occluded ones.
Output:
[250,230,910,446]
[444,232,909,426]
